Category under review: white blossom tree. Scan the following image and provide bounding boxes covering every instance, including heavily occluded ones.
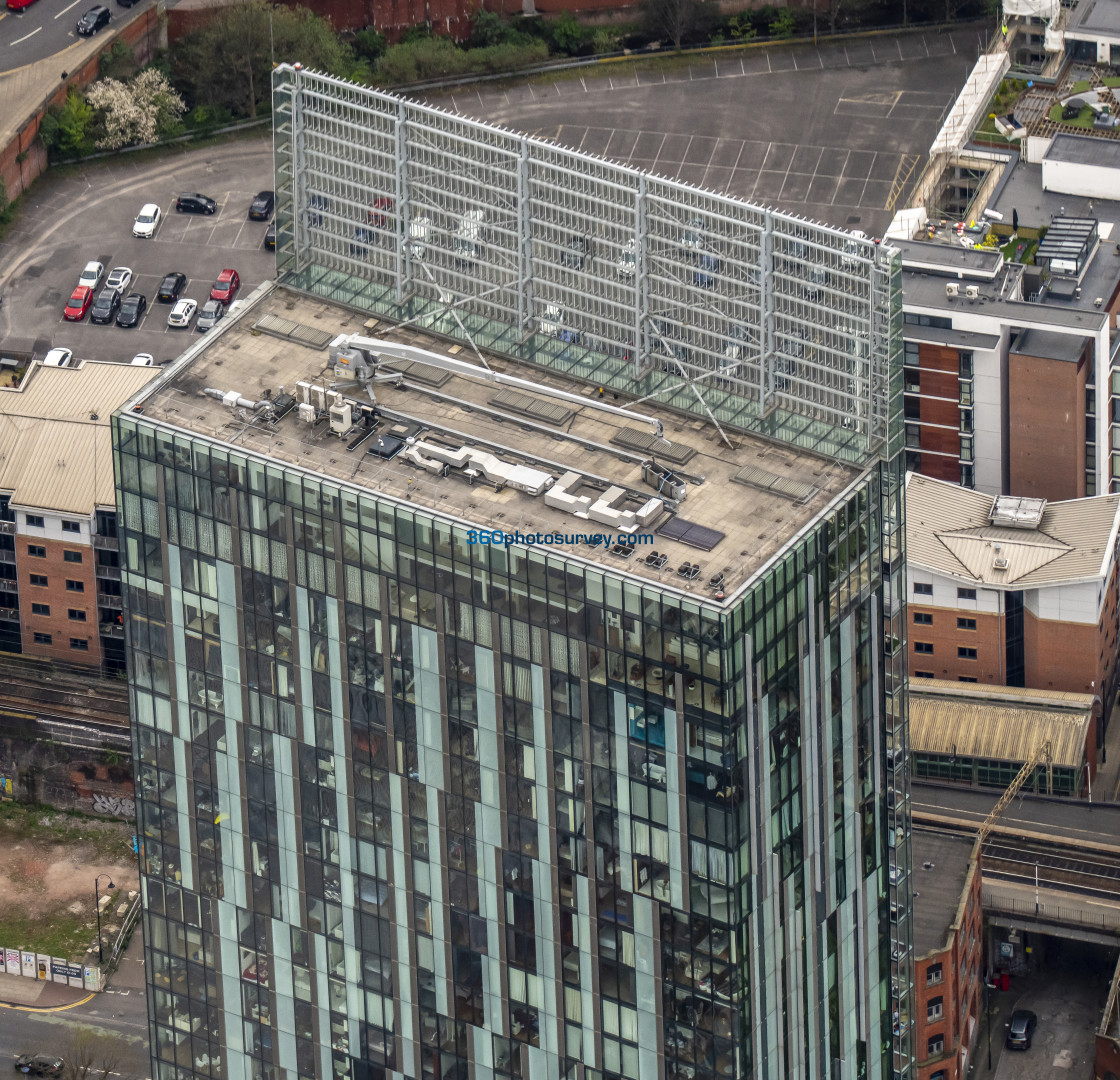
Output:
[86,68,185,151]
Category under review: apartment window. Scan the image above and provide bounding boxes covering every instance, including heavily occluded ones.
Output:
[959,380,974,407]
[70,638,88,651]
[927,963,943,986]
[904,341,920,367]
[914,583,933,596]
[958,647,978,659]
[904,398,921,420]
[906,450,922,472]
[960,464,975,489]
[25,514,44,528]
[63,550,82,564]
[95,510,118,539]
[957,588,976,600]
[913,612,933,625]
[957,617,976,630]
[30,602,50,616]
[905,314,953,329]
[931,1073,946,1080]
[928,1035,944,1056]
[68,609,86,622]
[905,423,921,449]
[959,435,974,463]
[62,520,81,533]
[915,670,935,679]
[927,996,943,1021]
[904,370,921,393]
[27,545,45,558]
[914,642,934,654]
[65,580,84,593]
[959,351,973,379]
[29,574,47,587]
[959,408,973,433]
[958,675,978,682]
[32,632,51,645]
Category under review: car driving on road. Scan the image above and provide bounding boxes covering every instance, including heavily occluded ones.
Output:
[15,1053,64,1076]
[1006,1009,1037,1050]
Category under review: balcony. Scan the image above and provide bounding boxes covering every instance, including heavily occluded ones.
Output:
[92,534,119,550]
[0,548,14,565]
[94,564,122,581]
[0,606,18,621]
[99,622,125,639]
[97,590,123,608]
[0,520,13,534]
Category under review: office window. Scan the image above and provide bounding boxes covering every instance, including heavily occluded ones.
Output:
[914,582,933,596]
[62,520,81,533]
[63,551,82,564]
[32,632,51,645]
[957,617,976,630]
[70,638,89,651]
[926,963,943,986]
[958,647,977,659]
[913,612,932,625]
[25,514,44,528]
[68,609,86,622]
[29,574,47,587]
[957,588,976,600]
[27,545,45,558]
[65,580,84,593]
[927,996,943,1021]
[30,603,50,616]
[914,670,935,679]
[928,1035,944,1056]
[914,642,934,654]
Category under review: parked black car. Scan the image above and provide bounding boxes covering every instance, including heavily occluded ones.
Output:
[88,287,122,325]
[15,1054,65,1076]
[249,190,274,220]
[264,220,276,251]
[116,292,148,328]
[175,193,216,215]
[75,5,109,34]
[1005,1009,1037,1050]
[156,273,188,303]
[116,0,141,7]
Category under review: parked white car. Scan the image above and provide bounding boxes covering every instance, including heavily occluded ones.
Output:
[42,347,74,368]
[105,266,133,292]
[78,261,104,290]
[130,353,155,366]
[133,203,161,238]
[167,299,197,328]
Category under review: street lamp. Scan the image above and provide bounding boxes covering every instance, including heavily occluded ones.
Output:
[1084,761,1093,805]
[94,874,116,963]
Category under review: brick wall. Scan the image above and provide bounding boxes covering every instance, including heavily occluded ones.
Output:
[16,535,100,667]
[913,343,963,485]
[1023,611,1102,696]
[1007,347,1087,501]
[909,606,1004,683]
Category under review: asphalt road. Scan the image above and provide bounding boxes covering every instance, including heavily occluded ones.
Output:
[0,137,277,364]
[435,25,986,237]
[0,0,154,76]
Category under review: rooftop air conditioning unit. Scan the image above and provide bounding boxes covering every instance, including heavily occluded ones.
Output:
[298,402,317,425]
[945,283,959,298]
[965,285,980,299]
[330,401,354,435]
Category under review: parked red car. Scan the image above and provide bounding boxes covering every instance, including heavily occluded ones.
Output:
[7,0,42,10]
[209,268,240,305]
[63,286,93,321]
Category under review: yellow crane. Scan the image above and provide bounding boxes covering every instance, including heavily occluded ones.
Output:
[976,739,1053,845]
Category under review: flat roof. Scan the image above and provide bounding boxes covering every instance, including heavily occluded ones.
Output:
[1068,0,1120,39]
[912,831,975,958]
[910,679,1095,771]
[902,324,1001,351]
[1011,327,1090,362]
[895,239,1004,279]
[128,288,862,601]
[906,472,1120,588]
[0,361,157,514]
[1044,133,1120,169]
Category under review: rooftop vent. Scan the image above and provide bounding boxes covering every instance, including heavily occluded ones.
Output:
[989,495,1046,529]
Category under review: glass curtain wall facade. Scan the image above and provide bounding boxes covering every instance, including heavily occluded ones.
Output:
[115,415,910,1080]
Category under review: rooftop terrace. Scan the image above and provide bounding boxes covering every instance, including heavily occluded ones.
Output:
[130,287,863,602]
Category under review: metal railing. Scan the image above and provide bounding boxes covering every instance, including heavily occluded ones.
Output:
[103,892,142,979]
[983,883,1120,932]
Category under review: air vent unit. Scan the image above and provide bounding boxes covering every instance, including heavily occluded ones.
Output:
[965,285,979,299]
[945,283,959,298]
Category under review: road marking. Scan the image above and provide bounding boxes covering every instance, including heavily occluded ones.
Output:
[0,991,96,1012]
[10,24,41,44]
[54,0,83,18]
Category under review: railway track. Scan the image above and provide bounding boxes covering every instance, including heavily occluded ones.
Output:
[0,669,129,728]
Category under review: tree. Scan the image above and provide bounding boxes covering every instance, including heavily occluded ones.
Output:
[61,1027,132,1080]
[171,1,352,119]
[38,89,95,159]
[86,68,186,150]
[642,0,696,49]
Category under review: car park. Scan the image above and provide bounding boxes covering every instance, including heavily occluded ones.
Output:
[175,193,216,215]
[116,292,148,328]
[42,348,74,368]
[78,261,104,290]
[105,266,132,292]
[89,288,122,325]
[130,353,155,366]
[76,5,109,34]
[264,221,276,251]
[133,204,161,238]
[197,300,224,331]
[63,286,93,322]
[168,299,197,328]
[157,273,187,303]
[14,1054,64,1076]
[1006,1009,1037,1050]
[248,191,274,220]
[209,269,240,304]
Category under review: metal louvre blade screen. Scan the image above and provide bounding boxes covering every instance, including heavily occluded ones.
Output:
[271,66,902,465]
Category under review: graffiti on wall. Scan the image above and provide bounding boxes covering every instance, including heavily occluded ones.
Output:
[91,794,136,818]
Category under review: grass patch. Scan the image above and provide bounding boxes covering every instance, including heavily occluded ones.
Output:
[1105,77,1120,88]
[1001,237,1037,264]
[1072,79,1092,92]
[1048,102,1097,128]
[0,802,134,862]
[0,896,114,960]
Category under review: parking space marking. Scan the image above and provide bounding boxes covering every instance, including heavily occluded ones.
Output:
[11,26,41,44]
[54,0,83,17]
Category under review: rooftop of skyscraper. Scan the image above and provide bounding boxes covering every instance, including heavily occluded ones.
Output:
[127,285,864,600]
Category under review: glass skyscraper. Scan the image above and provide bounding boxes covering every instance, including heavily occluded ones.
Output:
[116,66,911,1080]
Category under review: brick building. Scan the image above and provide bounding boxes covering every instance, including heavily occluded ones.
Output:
[0,361,157,672]
[911,832,983,1080]
[905,474,1120,744]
